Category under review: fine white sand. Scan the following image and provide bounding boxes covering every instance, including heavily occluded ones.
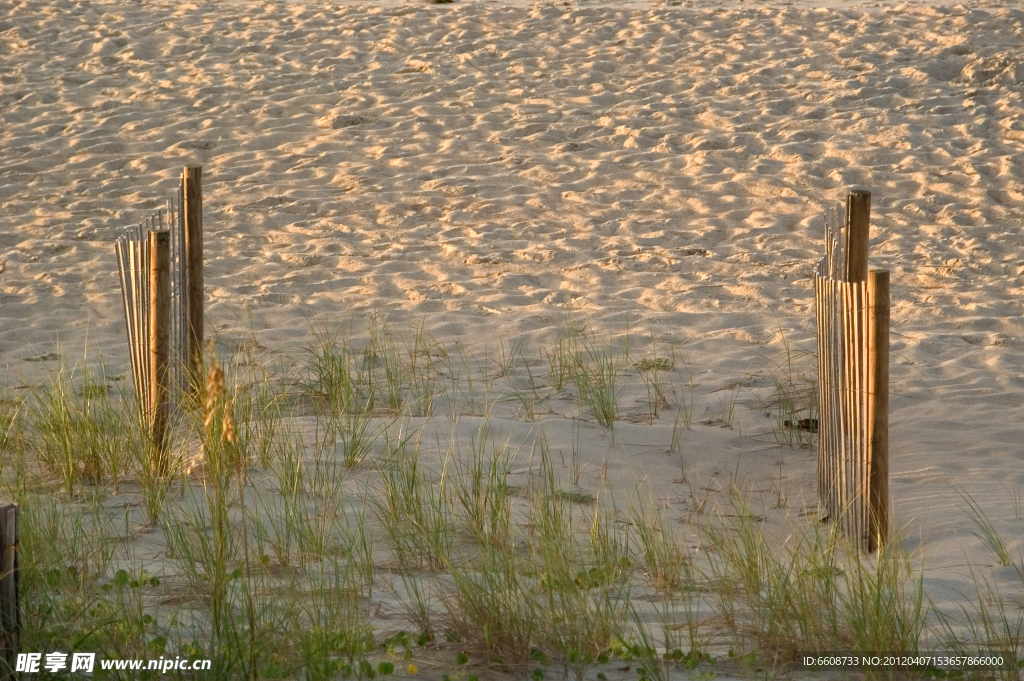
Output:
[2,0,1024,666]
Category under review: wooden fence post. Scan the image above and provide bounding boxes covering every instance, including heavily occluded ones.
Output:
[0,502,19,681]
[867,270,890,551]
[149,230,171,470]
[845,190,871,282]
[183,165,204,386]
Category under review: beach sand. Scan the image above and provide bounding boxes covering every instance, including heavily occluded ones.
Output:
[2,0,1024,673]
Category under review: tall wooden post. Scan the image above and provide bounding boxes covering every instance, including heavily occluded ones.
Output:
[867,270,890,551]
[845,190,870,282]
[183,165,204,386]
[149,230,171,470]
[0,502,19,681]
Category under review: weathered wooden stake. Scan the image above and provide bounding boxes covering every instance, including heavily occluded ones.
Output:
[845,190,871,282]
[149,229,171,470]
[0,502,19,681]
[183,165,204,386]
[867,269,890,551]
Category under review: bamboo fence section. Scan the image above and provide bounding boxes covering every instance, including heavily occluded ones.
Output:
[115,166,204,457]
[0,502,18,681]
[815,191,890,552]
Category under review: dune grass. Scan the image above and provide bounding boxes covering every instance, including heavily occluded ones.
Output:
[0,311,1020,680]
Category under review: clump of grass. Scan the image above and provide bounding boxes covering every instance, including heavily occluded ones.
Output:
[0,395,24,459]
[13,490,132,660]
[449,419,519,546]
[543,303,586,392]
[438,531,539,666]
[958,488,1012,566]
[406,318,444,417]
[932,565,1024,681]
[541,303,630,433]
[670,361,699,452]
[291,554,377,681]
[629,491,692,593]
[530,440,630,680]
[230,346,292,469]
[370,318,409,414]
[572,336,621,431]
[373,424,456,572]
[544,337,575,393]
[334,411,379,469]
[26,362,138,494]
[713,382,742,429]
[453,343,486,417]
[635,354,672,423]
[305,320,374,416]
[554,489,595,504]
[634,358,674,372]
[702,487,925,658]
[400,429,535,666]
[256,437,313,567]
[160,352,267,677]
[769,376,818,448]
[487,337,525,380]
[588,470,633,589]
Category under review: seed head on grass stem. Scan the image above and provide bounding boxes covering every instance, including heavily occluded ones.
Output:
[201,350,251,493]
[204,357,235,445]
